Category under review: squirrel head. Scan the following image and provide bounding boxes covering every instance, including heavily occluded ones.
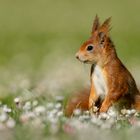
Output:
[76,15,113,65]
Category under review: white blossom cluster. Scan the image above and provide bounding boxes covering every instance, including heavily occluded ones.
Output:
[0,95,140,135]
[70,107,140,130]
[0,103,15,129]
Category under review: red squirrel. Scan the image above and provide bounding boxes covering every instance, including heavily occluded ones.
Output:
[65,16,140,117]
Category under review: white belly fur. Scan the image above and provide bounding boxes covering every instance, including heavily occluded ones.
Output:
[92,65,107,99]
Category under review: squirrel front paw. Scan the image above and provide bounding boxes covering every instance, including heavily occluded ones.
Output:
[89,98,95,108]
[89,100,99,114]
[99,105,108,113]
[89,106,99,115]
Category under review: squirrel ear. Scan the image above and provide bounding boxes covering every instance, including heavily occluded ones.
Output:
[100,17,111,33]
[91,15,100,34]
[98,32,106,47]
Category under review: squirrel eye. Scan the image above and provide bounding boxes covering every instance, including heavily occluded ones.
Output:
[87,45,93,51]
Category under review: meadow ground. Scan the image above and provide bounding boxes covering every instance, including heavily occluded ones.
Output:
[0,0,140,140]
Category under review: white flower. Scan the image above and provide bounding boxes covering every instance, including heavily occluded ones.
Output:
[121,109,127,115]
[14,97,20,104]
[32,100,38,107]
[46,102,54,110]
[57,111,63,117]
[79,115,90,122]
[0,113,8,122]
[55,96,64,102]
[71,119,84,130]
[107,109,117,118]
[48,117,58,124]
[93,106,99,112]
[126,110,131,115]
[125,114,130,118]
[20,114,29,123]
[83,111,90,115]
[134,112,139,117]
[78,116,85,122]
[127,109,136,115]
[27,112,36,119]
[6,118,15,128]
[99,113,110,120]
[91,115,98,124]
[20,112,35,123]
[23,101,31,111]
[55,103,62,110]
[3,105,12,113]
[51,109,58,115]
[73,109,81,116]
[34,106,46,115]
[91,115,103,126]
[130,109,136,114]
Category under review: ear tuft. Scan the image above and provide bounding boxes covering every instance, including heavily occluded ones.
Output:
[100,17,111,32]
[91,15,100,34]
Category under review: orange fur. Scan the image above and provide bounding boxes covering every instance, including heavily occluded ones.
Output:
[75,16,140,113]
[65,89,89,117]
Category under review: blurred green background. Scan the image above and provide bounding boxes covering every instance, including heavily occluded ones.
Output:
[0,0,140,140]
[0,0,140,98]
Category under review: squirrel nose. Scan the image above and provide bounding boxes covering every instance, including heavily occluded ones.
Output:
[75,53,79,59]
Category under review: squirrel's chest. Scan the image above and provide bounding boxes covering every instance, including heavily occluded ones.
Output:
[91,65,108,97]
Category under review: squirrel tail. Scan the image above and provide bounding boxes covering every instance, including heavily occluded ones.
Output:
[65,89,90,117]
[133,89,140,110]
